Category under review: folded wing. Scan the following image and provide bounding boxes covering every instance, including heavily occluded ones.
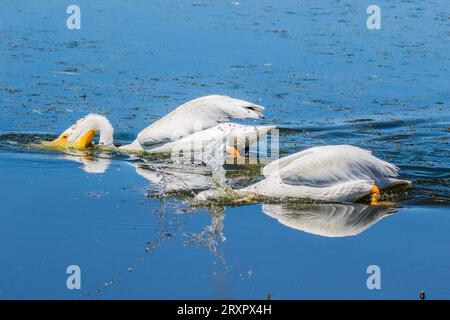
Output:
[137,95,264,146]
[263,145,399,187]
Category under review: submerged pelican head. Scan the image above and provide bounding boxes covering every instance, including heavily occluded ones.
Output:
[43,114,114,149]
[225,123,276,157]
[147,122,277,160]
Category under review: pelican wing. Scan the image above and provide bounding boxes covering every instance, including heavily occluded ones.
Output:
[137,95,264,146]
[263,145,399,187]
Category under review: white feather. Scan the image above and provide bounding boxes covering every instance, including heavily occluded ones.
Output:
[60,113,114,146]
[121,95,264,150]
[148,123,275,153]
[239,145,409,202]
[264,145,399,187]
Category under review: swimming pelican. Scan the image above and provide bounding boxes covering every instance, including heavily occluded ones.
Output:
[197,145,410,204]
[43,95,267,155]
[121,95,265,151]
[42,113,114,149]
[146,123,275,157]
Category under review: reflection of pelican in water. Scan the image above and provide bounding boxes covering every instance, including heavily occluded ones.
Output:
[60,150,111,174]
[132,163,231,260]
[261,203,397,237]
[132,162,213,194]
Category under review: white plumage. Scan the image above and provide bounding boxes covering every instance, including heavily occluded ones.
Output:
[44,95,410,205]
[44,95,266,156]
[120,95,264,151]
[238,145,410,202]
[58,114,114,146]
[148,123,275,154]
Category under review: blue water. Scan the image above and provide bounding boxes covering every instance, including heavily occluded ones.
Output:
[0,0,449,299]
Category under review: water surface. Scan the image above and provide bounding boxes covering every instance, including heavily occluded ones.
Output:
[0,0,449,299]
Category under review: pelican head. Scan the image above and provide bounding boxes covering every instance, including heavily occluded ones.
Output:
[43,114,114,149]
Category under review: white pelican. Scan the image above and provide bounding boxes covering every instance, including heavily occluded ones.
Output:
[197,145,410,204]
[120,95,264,151]
[43,95,267,156]
[262,203,396,237]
